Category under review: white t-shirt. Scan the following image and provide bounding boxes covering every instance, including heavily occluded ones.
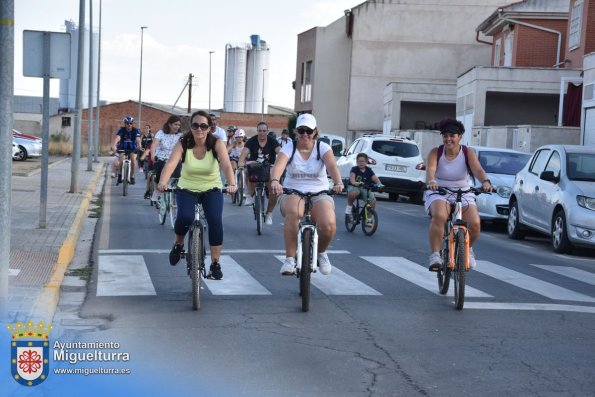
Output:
[154,130,183,160]
[212,126,226,141]
[280,140,332,192]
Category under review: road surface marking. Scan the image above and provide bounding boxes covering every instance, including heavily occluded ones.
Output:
[476,260,595,302]
[362,256,492,298]
[98,249,351,255]
[97,255,156,296]
[203,255,271,295]
[531,264,595,286]
[465,302,595,313]
[275,255,381,295]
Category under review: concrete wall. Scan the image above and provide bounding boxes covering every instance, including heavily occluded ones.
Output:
[294,28,317,114]
[582,52,595,145]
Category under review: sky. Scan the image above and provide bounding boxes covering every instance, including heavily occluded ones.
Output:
[13,0,358,111]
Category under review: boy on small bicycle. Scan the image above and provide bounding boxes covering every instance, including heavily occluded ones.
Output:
[346,153,383,220]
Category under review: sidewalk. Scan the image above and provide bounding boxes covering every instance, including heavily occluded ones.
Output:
[8,157,107,324]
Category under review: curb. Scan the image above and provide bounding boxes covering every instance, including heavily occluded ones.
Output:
[13,157,71,177]
[29,163,106,323]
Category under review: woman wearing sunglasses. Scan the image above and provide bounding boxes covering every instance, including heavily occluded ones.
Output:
[269,113,344,276]
[158,110,236,280]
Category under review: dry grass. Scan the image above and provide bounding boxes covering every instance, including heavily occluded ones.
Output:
[48,133,111,156]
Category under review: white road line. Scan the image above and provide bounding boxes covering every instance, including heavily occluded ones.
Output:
[476,260,595,302]
[98,249,351,255]
[8,269,20,276]
[275,256,381,295]
[203,255,271,295]
[97,255,156,296]
[464,302,595,314]
[531,264,595,286]
[362,256,493,298]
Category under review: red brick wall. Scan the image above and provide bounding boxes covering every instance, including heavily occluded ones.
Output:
[514,19,568,67]
[219,112,290,137]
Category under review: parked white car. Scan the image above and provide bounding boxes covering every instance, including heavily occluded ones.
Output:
[12,141,20,159]
[471,146,531,222]
[12,130,42,161]
[337,135,425,202]
[508,144,595,253]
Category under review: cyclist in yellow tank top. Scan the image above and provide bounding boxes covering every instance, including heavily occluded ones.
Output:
[158,110,236,280]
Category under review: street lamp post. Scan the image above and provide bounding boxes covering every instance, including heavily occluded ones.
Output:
[208,50,214,114]
[261,68,267,121]
[138,26,147,127]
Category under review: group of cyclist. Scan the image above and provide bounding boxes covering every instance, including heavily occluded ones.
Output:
[111,112,492,283]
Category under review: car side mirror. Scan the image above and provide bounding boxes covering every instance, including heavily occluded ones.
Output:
[540,170,559,183]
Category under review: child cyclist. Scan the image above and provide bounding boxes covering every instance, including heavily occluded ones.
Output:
[345,153,383,218]
[228,129,246,171]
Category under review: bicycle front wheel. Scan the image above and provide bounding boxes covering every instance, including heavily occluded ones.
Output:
[299,228,313,312]
[344,205,357,232]
[361,207,378,236]
[122,162,129,196]
[255,188,263,235]
[169,191,177,229]
[158,194,169,225]
[236,171,244,206]
[190,227,204,310]
[453,228,466,310]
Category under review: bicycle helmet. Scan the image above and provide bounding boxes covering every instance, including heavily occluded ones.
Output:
[226,125,237,132]
[123,115,135,124]
[234,129,246,137]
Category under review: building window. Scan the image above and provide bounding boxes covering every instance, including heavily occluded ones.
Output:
[300,60,312,103]
[568,0,583,50]
[61,117,71,127]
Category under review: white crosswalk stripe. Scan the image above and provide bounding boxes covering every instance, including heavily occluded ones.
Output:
[94,253,595,313]
[274,256,381,295]
[476,261,595,302]
[97,255,156,296]
[362,256,492,298]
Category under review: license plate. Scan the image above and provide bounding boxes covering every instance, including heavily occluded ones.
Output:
[385,164,407,172]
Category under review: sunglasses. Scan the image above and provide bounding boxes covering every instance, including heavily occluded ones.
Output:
[297,127,314,135]
[257,129,268,133]
[125,122,133,125]
[191,122,210,131]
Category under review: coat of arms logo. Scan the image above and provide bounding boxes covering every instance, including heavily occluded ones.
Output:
[7,320,53,386]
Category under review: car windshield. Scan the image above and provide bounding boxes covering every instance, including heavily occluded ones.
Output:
[478,151,531,175]
[567,153,595,181]
[371,141,419,158]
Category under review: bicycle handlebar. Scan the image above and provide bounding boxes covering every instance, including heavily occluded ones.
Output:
[428,186,486,196]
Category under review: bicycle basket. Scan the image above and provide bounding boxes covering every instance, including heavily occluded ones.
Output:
[248,164,270,182]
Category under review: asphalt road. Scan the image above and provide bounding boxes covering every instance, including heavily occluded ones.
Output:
[42,174,595,396]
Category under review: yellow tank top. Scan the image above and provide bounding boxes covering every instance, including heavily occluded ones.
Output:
[177,148,222,192]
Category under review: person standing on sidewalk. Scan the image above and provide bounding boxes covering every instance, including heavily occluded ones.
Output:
[150,115,184,203]
[238,121,280,225]
[112,115,141,185]
[158,110,236,280]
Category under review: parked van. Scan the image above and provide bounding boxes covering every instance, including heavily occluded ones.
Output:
[318,133,345,157]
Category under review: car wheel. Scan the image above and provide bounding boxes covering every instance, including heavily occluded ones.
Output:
[552,210,573,254]
[388,192,399,202]
[14,146,27,161]
[507,200,525,240]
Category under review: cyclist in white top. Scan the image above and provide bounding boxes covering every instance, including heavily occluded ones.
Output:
[269,114,344,276]
[150,115,183,202]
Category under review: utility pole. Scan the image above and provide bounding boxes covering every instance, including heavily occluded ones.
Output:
[70,0,86,193]
[187,73,193,113]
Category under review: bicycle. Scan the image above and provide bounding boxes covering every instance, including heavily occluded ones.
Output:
[178,187,226,310]
[147,170,156,206]
[345,183,383,236]
[282,187,333,312]
[117,150,134,197]
[246,161,270,235]
[157,178,178,228]
[231,166,245,206]
[430,186,484,310]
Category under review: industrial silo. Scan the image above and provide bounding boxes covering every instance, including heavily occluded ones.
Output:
[223,44,248,113]
[244,35,270,114]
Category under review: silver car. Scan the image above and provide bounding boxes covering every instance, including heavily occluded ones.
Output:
[471,147,531,222]
[13,136,42,161]
[508,145,595,253]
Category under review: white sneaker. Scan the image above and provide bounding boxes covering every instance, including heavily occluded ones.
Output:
[111,172,116,178]
[244,195,254,206]
[345,205,352,215]
[280,257,296,275]
[151,191,159,202]
[265,213,273,225]
[469,247,476,269]
[317,252,332,275]
[428,252,442,271]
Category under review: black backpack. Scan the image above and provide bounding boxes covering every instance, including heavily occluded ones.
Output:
[287,139,322,164]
